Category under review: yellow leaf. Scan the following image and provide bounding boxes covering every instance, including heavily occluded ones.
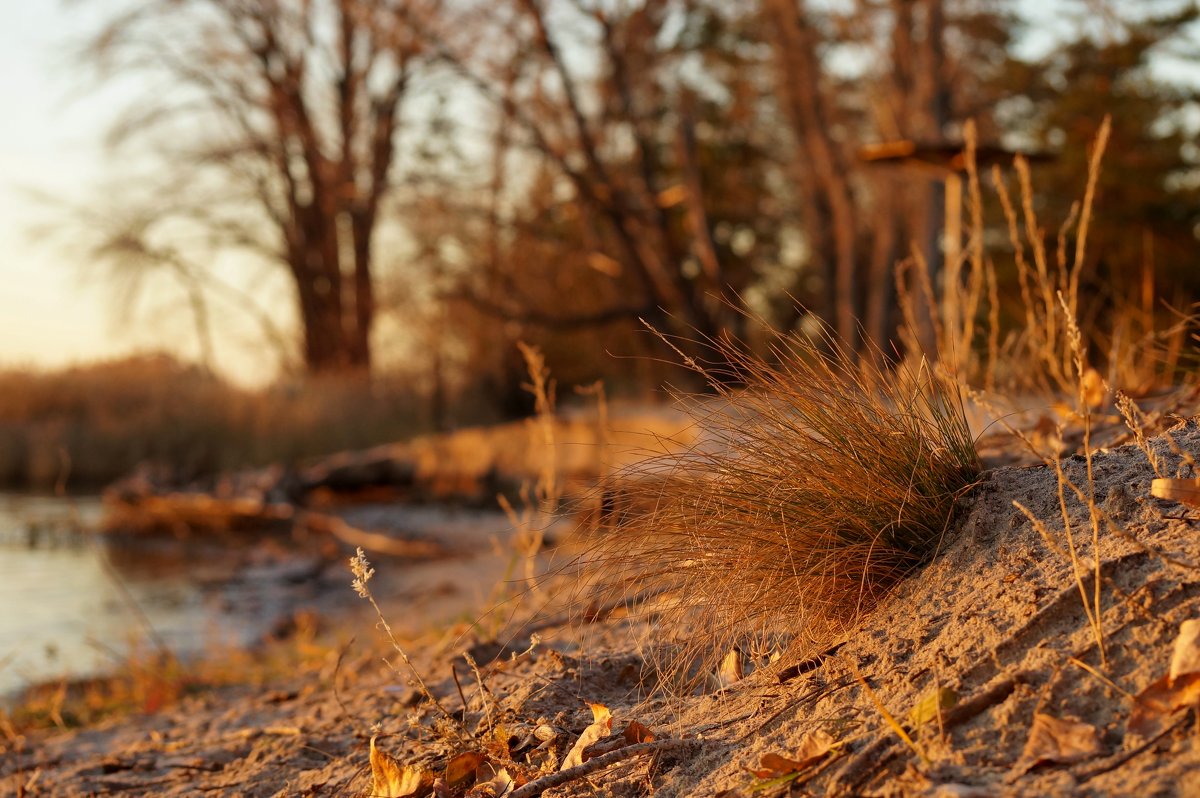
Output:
[1151,478,1200,507]
[561,703,612,770]
[908,686,958,728]
[370,736,433,798]
[1169,619,1200,686]
[716,648,744,689]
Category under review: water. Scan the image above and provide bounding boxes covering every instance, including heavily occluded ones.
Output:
[0,494,330,700]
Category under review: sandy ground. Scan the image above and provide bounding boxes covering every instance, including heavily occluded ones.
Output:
[7,417,1200,797]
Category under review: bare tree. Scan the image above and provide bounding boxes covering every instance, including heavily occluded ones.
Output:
[764,0,861,347]
[79,0,427,374]
[410,1,775,345]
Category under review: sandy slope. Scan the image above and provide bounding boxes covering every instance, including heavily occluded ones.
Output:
[7,420,1200,797]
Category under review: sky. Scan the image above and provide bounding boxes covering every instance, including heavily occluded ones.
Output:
[0,1,1192,386]
[0,1,285,385]
[0,3,158,374]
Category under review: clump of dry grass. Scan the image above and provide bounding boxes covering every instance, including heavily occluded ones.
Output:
[585,326,981,687]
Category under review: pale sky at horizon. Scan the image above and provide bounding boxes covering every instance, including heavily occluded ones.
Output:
[0,1,1194,386]
[0,1,286,386]
[0,3,128,374]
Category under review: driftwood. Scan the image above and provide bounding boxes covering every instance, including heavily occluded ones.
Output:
[103,493,295,533]
[298,511,445,558]
[102,493,446,559]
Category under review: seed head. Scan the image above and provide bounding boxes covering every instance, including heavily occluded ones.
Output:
[350,546,375,598]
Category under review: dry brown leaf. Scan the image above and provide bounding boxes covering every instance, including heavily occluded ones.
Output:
[445,751,487,788]
[623,720,655,745]
[370,736,434,798]
[748,730,838,778]
[1128,620,1200,737]
[465,767,514,798]
[1169,619,1200,686]
[1129,672,1200,737]
[560,703,612,770]
[908,687,958,728]
[1013,713,1103,775]
[1151,477,1200,507]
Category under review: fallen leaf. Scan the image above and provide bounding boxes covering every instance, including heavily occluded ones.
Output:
[466,767,514,797]
[561,703,612,770]
[716,648,744,690]
[1127,620,1200,737]
[445,751,487,788]
[1151,477,1200,507]
[748,729,838,778]
[1013,713,1103,775]
[495,723,558,757]
[370,736,434,798]
[1128,672,1200,737]
[1169,619,1200,686]
[908,687,958,729]
[623,720,655,745]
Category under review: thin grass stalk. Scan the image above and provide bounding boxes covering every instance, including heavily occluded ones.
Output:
[993,165,1038,353]
[1058,292,1106,664]
[1071,116,1112,311]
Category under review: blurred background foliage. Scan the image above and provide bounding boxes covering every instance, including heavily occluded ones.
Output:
[12,0,1200,487]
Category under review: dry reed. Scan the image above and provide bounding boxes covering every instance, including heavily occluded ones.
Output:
[583,324,981,689]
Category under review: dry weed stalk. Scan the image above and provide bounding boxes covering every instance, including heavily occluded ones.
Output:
[586,324,980,688]
[1116,391,1163,477]
[350,547,466,740]
[496,342,560,603]
[895,121,997,383]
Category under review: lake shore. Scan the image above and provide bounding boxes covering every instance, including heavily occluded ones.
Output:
[6,413,1200,796]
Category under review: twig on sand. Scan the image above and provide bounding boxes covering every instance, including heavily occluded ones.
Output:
[508,739,701,798]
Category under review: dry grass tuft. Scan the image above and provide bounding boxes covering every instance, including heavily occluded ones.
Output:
[584,325,981,689]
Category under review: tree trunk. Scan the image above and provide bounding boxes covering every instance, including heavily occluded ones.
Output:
[349,211,375,371]
[766,0,859,346]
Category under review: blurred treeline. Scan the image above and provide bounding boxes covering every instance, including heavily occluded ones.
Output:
[0,356,434,489]
[32,0,1200,486]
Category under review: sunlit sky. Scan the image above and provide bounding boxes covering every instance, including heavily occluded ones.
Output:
[0,1,285,385]
[0,1,1191,386]
[0,4,128,373]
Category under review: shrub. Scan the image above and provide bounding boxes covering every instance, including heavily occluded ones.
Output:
[585,327,981,688]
